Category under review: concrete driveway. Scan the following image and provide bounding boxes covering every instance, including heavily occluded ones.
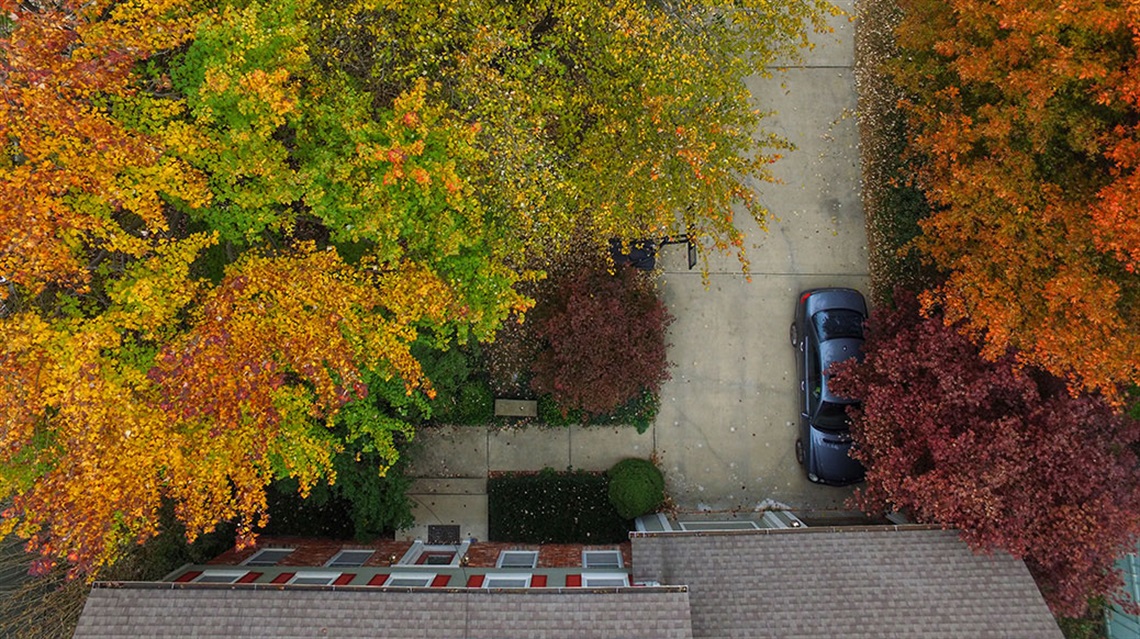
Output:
[652,0,868,512]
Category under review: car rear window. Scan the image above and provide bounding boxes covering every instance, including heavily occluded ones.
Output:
[815,400,852,429]
[813,310,864,341]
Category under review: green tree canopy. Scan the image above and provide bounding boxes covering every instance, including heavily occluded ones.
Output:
[0,0,833,576]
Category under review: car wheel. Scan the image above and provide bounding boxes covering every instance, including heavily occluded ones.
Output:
[794,438,804,465]
[789,322,798,347]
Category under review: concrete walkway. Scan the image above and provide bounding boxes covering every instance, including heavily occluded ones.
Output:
[403,2,869,539]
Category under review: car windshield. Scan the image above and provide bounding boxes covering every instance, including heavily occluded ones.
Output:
[813,310,864,341]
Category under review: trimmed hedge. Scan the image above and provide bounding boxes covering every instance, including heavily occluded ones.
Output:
[415,340,496,425]
[537,388,659,433]
[487,469,630,543]
[606,458,664,519]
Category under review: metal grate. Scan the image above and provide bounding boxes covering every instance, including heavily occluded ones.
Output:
[428,525,460,545]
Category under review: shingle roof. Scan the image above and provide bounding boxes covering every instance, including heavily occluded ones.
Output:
[71,527,1063,639]
[72,585,694,639]
[630,526,1062,639]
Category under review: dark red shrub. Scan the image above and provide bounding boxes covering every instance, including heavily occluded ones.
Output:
[830,289,1140,617]
[529,265,672,416]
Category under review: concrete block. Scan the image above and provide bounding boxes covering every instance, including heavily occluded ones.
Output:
[494,399,538,417]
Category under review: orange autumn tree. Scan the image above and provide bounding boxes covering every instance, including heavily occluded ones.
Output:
[146,247,455,561]
[1,241,456,575]
[0,0,519,576]
[0,235,214,575]
[891,0,1140,396]
[0,0,208,295]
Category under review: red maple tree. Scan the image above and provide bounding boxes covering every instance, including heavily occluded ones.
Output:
[529,265,672,416]
[831,290,1140,616]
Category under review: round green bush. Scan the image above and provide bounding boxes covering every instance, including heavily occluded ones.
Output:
[606,458,665,520]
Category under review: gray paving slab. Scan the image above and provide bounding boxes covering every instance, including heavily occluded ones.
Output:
[747,70,865,275]
[408,478,486,495]
[568,425,654,471]
[404,425,488,478]
[699,67,863,276]
[487,426,571,472]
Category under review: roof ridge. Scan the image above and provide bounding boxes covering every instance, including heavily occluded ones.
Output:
[89,580,691,595]
[629,523,947,538]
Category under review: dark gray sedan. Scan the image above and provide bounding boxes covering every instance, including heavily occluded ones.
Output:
[790,288,867,486]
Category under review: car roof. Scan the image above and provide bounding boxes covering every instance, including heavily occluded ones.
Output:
[819,338,862,405]
[811,308,865,341]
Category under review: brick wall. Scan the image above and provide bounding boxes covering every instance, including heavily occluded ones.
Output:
[210,537,632,569]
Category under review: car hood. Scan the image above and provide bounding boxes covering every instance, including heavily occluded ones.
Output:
[808,426,865,485]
